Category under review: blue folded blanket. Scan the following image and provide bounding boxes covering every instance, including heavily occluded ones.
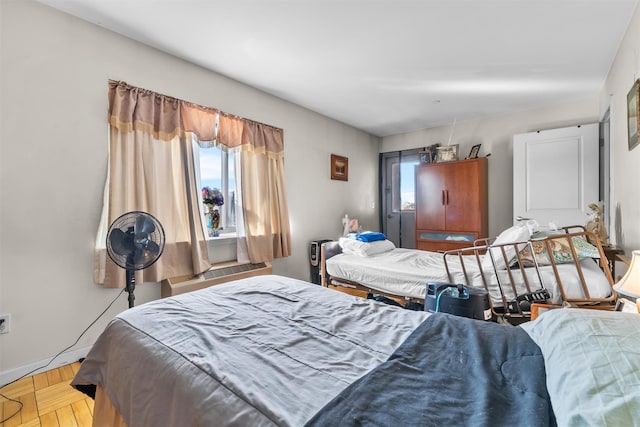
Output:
[354,232,386,242]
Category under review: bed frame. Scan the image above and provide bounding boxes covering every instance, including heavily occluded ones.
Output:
[320,241,426,307]
[321,227,617,321]
[447,228,616,321]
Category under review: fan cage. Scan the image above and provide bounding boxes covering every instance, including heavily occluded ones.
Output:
[106,211,165,271]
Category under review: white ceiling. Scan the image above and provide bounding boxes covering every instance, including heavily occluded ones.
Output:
[37,0,638,137]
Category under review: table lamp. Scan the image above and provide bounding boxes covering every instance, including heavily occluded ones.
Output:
[614,250,640,313]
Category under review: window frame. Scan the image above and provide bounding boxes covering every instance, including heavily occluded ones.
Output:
[195,141,237,239]
[391,159,419,213]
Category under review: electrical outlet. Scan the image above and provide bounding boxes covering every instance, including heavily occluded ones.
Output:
[0,314,11,334]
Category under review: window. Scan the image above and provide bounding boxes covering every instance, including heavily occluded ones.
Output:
[391,160,419,212]
[198,144,236,236]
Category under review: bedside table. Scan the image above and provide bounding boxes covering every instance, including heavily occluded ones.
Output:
[602,246,624,279]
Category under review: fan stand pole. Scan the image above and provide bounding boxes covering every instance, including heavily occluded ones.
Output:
[126,269,136,308]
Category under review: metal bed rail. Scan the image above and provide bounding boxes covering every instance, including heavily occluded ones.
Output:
[443,229,616,321]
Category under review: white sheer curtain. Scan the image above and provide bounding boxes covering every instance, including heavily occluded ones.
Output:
[219,114,291,263]
[233,148,250,264]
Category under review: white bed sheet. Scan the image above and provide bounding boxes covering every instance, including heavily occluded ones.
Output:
[326,248,450,299]
[326,248,612,305]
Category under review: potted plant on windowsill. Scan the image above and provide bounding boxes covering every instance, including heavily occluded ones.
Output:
[202,186,224,237]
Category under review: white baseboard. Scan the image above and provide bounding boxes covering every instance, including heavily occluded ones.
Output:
[0,345,92,387]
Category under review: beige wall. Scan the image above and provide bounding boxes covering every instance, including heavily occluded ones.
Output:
[0,0,379,378]
[600,1,640,252]
[381,97,601,237]
[381,2,640,250]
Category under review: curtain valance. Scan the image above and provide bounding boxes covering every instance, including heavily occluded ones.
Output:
[218,112,284,157]
[108,80,284,152]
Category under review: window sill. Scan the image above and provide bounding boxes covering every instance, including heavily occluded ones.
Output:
[206,232,237,245]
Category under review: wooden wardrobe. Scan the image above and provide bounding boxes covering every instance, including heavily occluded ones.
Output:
[415,157,488,252]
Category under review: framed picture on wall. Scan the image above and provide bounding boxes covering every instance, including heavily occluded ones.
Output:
[330,154,349,181]
[628,78,639,151]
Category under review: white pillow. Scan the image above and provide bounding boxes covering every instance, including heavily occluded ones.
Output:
[521,309,640,427]
[339,238,396,257]
[481,224,530,271]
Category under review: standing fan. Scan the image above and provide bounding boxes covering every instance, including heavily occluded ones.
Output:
[106,211,165,308]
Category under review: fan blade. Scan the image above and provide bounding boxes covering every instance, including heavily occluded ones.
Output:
[133,248,149,266]
[136,215,156,235]
[144,240,160,256]
[109,229,135,255]
[130,240,160,268]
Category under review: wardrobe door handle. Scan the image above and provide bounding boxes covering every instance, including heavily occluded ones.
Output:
[446,190,449,205]
[441,190,445,205]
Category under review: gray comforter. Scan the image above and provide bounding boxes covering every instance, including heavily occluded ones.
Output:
[71,275,429,426]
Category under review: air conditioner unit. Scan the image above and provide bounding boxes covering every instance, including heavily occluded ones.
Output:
[161,260,272,297]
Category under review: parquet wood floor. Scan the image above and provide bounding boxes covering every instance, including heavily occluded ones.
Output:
[0,362,92,427]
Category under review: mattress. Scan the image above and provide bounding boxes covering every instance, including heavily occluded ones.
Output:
[71,275,430,426]
[325,248,451,299]
[326,248,612,305]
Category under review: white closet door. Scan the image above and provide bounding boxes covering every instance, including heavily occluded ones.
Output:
[513,123,599,228]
